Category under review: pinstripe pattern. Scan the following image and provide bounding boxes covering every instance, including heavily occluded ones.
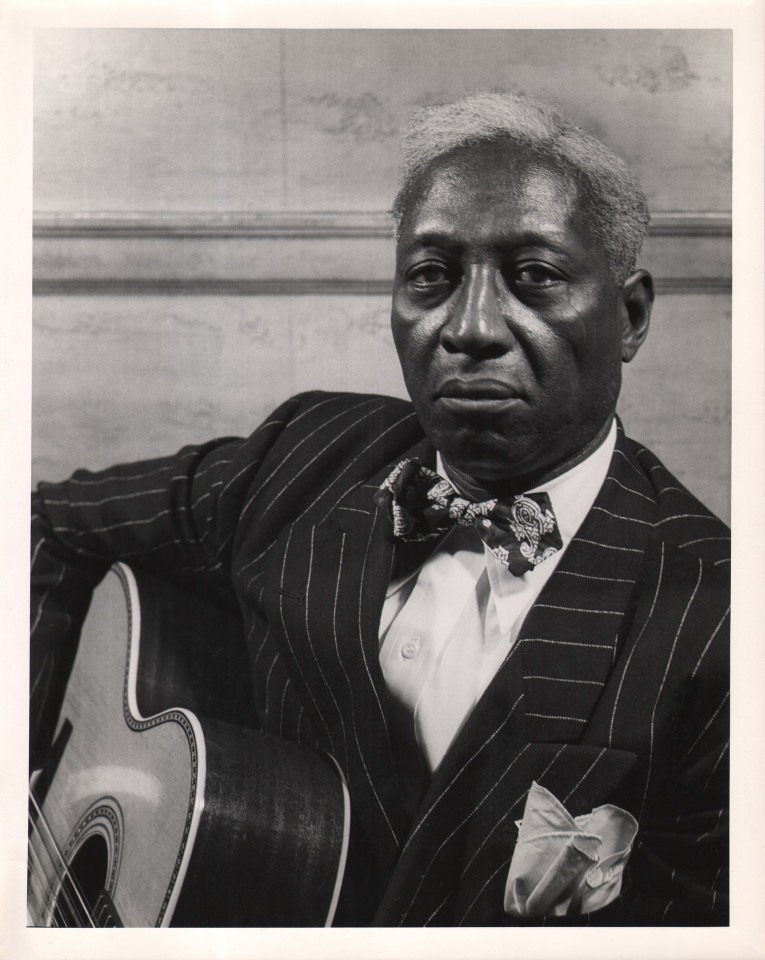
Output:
[401,682,526,860]
[329,527,399,845]
[692,609,728,678]
[454,743,567,916]
[397,725,530,924]
[31,394,729,926]
[639,561,703,817]
[608,544,666,747]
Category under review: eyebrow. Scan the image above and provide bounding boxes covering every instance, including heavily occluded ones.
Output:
[402,227,575,257]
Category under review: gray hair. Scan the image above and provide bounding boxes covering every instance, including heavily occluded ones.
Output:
[392,92,650,282]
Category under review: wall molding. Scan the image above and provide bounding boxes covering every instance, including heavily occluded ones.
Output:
[34,209,731,240]
[32,277,729,297]
[33,210,731,297]
[33,278,395,297]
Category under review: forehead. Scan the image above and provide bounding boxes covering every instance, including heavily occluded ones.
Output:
[399,140,593,250]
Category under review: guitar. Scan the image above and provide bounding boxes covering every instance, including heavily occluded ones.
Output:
[28,563,350,928]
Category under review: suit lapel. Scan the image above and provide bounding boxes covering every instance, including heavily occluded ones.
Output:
[516,422,658,741]
[261,438,436,867]
[417,421,657,771]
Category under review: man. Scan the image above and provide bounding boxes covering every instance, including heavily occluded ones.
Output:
[30,92,729,925]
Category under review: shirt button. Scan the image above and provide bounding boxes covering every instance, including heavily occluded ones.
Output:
[401,638,421,660]
[481,518,492,528]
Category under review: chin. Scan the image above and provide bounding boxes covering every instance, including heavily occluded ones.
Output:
[435,430,534,481]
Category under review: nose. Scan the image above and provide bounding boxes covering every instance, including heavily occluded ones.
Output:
[440,264,514,356]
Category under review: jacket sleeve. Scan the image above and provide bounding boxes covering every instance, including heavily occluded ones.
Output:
[29,394,308,767]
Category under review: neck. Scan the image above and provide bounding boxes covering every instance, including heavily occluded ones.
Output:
[441,417,614,501]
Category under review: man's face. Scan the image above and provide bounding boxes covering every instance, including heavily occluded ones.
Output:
[391,140,647,489]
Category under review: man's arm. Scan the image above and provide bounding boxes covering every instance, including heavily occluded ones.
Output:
[29,394,309,767]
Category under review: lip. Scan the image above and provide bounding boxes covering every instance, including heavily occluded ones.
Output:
[437,378,522,401]
[435,378,524,415]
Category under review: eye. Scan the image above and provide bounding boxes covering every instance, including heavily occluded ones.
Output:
[405,260,455,291]
[513,263,566,288]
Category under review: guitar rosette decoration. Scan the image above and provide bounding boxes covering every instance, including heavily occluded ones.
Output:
[374,459,563,576]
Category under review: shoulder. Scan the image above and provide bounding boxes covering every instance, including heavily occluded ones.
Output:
[240,391,421,463]
[623,434,730,569]
[231,388,423,506]
[258,390,417,436]
[609,437,729,753]
[203,391,423,560]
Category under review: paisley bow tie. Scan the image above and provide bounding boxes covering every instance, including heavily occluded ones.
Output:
[374,458,563,576]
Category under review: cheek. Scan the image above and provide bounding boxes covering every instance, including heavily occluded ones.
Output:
[391,314,436,373]
[555,298,621,372]
[523,320,581,389]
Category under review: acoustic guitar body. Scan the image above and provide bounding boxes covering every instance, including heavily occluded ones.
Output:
[28,564,349,927]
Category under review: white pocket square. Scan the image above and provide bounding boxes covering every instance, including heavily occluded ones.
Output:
[504,780,638,918]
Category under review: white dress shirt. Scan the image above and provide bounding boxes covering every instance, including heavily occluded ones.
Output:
[378,420,617,776]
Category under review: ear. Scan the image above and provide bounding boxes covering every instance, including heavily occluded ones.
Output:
[620,269,654,363]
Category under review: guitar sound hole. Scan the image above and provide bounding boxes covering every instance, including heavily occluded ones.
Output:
[52,834,109,927]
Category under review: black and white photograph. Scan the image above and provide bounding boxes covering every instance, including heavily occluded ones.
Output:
[2,3,763,958]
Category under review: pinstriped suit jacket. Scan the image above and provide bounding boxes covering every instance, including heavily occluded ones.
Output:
[31,391,730,925]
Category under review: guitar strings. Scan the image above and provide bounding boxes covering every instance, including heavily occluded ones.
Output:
[27,833,91,927]
[27,817,92,927]
[27,836,84,927]
[28,791,96,927]
[27,817,91,928]
[26,842,55,919]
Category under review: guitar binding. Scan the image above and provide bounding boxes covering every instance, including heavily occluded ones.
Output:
[29,562,350,927]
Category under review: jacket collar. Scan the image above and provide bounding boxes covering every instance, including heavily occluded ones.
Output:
[424,419,657,762]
